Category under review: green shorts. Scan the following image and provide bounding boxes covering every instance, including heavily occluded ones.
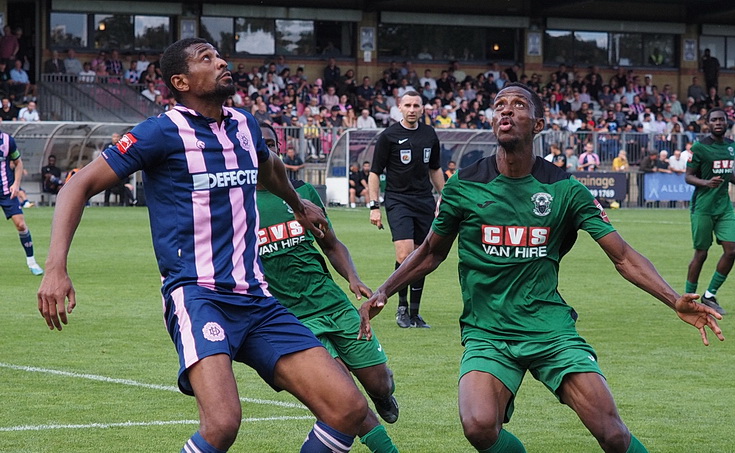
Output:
[459,335,603,422]
[691,210,735,250]
[302,306,387,370]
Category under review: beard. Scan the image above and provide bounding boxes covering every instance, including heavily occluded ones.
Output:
[497,135,521,151]
[211,80,236,103]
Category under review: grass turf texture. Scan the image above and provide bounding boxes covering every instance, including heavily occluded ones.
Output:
[1,206,733,452]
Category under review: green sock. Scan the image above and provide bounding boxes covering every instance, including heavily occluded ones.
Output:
[707,271,727,295]
[685,280,698,294]
[477,429,526,453]
[626,434,648,453]
[360,425,399,453]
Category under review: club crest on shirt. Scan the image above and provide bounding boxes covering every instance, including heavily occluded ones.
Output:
[116,133,137,154]
[400,149,411,164]
[531,192,553,216]
[728,146,734,157]
[202,322,225,342]
[236,132,250,150]
[423,147,431,163]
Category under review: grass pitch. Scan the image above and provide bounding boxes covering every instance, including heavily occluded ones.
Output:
[1,206,733,452]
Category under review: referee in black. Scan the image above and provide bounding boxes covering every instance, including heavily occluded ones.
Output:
[368,90,445,328]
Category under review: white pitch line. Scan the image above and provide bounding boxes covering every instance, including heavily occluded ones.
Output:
[0,416,314,432]
[0,362,306,409]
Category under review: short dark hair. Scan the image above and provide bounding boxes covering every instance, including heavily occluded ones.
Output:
[161,38,208,101]
[706,107,726,121]
[399,90,421,102]
[498,82,544,119]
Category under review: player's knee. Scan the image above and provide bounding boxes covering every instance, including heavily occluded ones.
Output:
[200,408,242,448]
[333,391,368,433]
[592,420,629,451]
[461,414,501,448]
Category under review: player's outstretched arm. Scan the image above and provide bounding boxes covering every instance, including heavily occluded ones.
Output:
[259,151,326,238]
[315,227,372,300]
[38,158,123,331]
[358,230,456,340]
[596,231,724,345]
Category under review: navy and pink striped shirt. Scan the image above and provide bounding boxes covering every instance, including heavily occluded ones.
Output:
[0,132,20,197]
[103,105,271,299]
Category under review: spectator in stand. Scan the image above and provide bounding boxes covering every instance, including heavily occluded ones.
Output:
[342,106,357,128]
[323,57,340,88]
[612,149,629,171]
[282,144,305,180]
[0,60,10,95]
[348,161,370,208]
[90,50,106,73]
[43,50,66,75]
[435,70,453,97]
[701,48,721,92]
[142,63,161,86]
[656,150,672,173]
[78,62,96,83]
[372,92,390,127]
[94,61,110,80]
[0,25,19,65]
[63,49,83,77]
[136,52,149,74]
[125,61,140,85]
[0,97,18,121]
[668,149,687,174]
[687,77,707,105]
[322,85,339,111]
[141,81,160,102]
[638,150,659,173]
[356,108,378,129]
[17,101,39,122]
[578,142,600,171]
[564,146,579,173]
[41,154,63,195]
[105,49,124,79]
[704,86,721,111]
[435,107,454,129]
[9,59,34,101]
[356,77,375,110]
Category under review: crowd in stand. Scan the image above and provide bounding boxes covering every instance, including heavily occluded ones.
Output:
[13,31,735,169]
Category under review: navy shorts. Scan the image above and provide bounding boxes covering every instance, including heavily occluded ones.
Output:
[384,192,436,243]
[0,195,22,219]
[165,285,323,396]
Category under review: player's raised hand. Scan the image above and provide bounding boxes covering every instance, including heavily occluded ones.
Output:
[674,293,725,346]
[357,291,388,340]
[37,269,76,331]
[294,199,328,238]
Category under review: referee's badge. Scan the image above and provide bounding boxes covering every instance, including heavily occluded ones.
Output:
[423,148,431,163]
[400,149,411,164]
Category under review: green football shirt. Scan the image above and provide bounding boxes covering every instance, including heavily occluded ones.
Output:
[256,181,350,320]
[432,156,615,343]
[688,136,735,216]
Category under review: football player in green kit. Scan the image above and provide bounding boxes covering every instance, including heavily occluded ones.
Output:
[256,123,399,453]
[684,108,735,315]
[358,83,724,453]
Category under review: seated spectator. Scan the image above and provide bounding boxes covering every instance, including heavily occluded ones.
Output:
[41,154,63,194]
[125,61,140,85]
[435,107,455,129]
[372,92,390,126]
[17,101,39,121]
[342,106,356,128]
[141,81,160,102]
[78,62,96,83]
[64,49,83,77]
[105,178,136,206]
[43,50,66,75]
[356,108,377,129]
[8,59,34,101]
[0,97,17,121]
[141,63,161,86]
[105,49,124,78]
[444,160,457,180]
[348,162,366,208]
[90,50,107,73]
[612,150,629,171]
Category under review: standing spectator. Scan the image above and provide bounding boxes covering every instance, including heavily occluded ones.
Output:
[282,144,305,180]
[323,57,340,88]
[0,26,19,64]
[0,97,18,121]
[64,49,83,76]
[684,108,735,315]
[668,149,687,174]
[701,48,721,93]
[0,60,9,95]
[356,109,378,129]
[367,91,444,329]
[43,50,66,75]
[17,101,39,122]
[565,146,579,173]
[37,38,367,453]
[302,115,322,160]
[105,49,124,78]
[638,150,659,173]
[0,129,43,275]
[656,150,672,173]
[577,142,600,171]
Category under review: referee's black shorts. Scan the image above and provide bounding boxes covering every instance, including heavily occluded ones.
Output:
[384,191,436,243]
